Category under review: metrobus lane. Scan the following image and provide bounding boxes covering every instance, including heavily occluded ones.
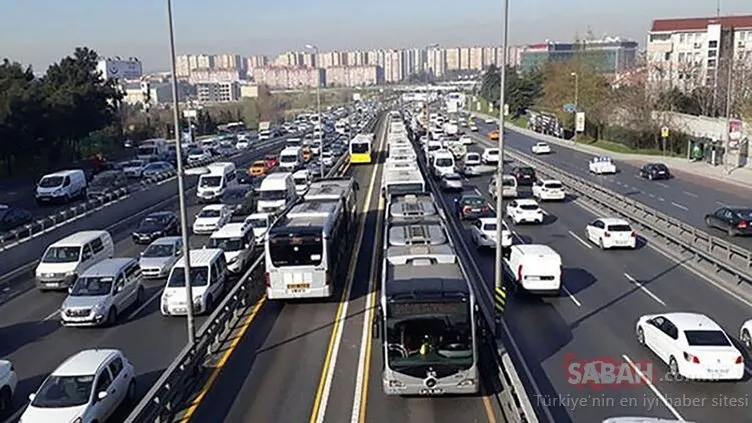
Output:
[437,173,752,423]
[183,161,383,423]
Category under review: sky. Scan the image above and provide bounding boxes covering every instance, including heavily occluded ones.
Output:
[1,0,750,72]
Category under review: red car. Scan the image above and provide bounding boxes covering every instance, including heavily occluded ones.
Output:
[265,154,278,169]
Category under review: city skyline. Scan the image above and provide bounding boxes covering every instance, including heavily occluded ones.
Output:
[2,0,750,72]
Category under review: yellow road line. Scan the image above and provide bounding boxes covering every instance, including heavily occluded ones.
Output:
[309,143,381,423]
[482,389,498,423]
[179,295,268,422]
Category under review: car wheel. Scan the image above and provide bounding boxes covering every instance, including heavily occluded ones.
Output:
[648,173,653,180]
[742,329,751,349]
[704,217,713,228]
[636,327,645,346]
[669,357,679,376]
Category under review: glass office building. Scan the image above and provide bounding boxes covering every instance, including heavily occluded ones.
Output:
[519,38,639,73]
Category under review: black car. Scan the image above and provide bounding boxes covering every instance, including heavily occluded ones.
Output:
[511,166,536,185]
[87,170,128,199]
[216,145,236,156]
[222,186,256,221]
[236,169,254,185]
[0,205,32,232]
[704,207,752,236]
[639,163,671,180]
[455,195,494,220]
[132,211,179,244]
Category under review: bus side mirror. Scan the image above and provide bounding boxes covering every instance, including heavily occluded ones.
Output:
[372,307,382,339]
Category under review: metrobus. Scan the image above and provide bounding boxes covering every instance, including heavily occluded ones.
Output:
[381,167,425,198]
[264,178,356,300]
[374,192,479,395]
[350,133,374,164]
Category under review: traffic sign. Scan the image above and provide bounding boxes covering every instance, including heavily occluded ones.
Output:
[563,103,577,113]
[183,109,197,119]
[661,126,669,138]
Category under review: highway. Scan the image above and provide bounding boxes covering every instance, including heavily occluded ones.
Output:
[450,130,752,423]
[473,118,752,250]
[0,137,291,420]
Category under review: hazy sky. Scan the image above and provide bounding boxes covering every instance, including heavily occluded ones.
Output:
[1,0,750,72]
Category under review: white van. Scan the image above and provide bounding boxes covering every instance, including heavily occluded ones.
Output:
[423,140,442,156]
[161,248,228,316]
[491,174,518,199]
[257,172,297,214]
[197,162,236,202]
[244,212,272,245]
[35,169,87,205]
[506,244,562,295]
[35,230,114,291]
[431,150,456,179]
[292,169,311,195]
[279,147,303,172]
[208,222,255,274]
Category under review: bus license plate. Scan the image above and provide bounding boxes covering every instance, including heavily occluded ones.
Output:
[287,283,310,292]
[419,388,444,395]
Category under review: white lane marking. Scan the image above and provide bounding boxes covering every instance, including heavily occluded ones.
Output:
[671,202,688,211]
[127,288,163,320]
[657,197,665,202]
[683,191,698,198]
[616,181,623,185]
[561,286,582,307]
[43,310,60,321]
[568,230,592,249]
[622,354,686,421]
[648,193,655,198]
[657,182,669,188]
[716,201,728,207]
[623,273,666,306]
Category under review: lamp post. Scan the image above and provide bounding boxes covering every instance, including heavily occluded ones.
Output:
[493,0,509,336]
[166,0,196,344]
[571,72,579,142]
[305,44,324,178]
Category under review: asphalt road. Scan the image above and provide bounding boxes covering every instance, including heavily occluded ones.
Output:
[0,140,291,420]
[472,119,752,251]
[443,136,752,423]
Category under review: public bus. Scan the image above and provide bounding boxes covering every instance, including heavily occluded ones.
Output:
[350,133,374,164]
[374,192,480,395]
[264,178,356,300]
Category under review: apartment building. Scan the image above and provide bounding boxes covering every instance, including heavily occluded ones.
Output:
[427,48,447,77]
[647,15,752,90]
[326,66,384,87]
[196,82,240,103]
[383,50,403,83]
[519,37,638,73]
[188,68,244,84]
[252,67,326,89]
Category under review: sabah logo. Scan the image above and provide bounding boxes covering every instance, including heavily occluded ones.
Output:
[109,65,119,75]
[563,353,654,390]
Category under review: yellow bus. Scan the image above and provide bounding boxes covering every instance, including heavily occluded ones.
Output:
[349,134,373,164]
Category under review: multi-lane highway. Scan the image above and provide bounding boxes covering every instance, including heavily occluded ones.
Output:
[454,124,752,423]
[0,136,291,420]
[181,116,506,423]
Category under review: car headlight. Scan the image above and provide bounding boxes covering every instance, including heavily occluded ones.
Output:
[92,303,105,315]
[193,297,203,307]
[228,256,239,264]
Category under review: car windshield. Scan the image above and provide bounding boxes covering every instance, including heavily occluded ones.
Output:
[167,266,209,287]
[139,217,166,230]
[607,224,632,232]
[466,154,479,161]
[31,374,94,408]
[145,163,165,171]
[199,175,221,187]
[39,176,64,188]
[246,217,267,228]
[69,276,113,297]
[188,148,203,155]
[444,174,461,181]
[42,246,81,263]
[435,158,453,167]
[142,243,175,258]
[486,149,499,155]
[684,329,731,346]
[280,154,297,163]
[519,204,539,211]
[126,160,145,168]
[518,168,534,175]
[208,237,244,252]
[731,209,752,219]
[198,209,221,218]
[482,223,497,231]
[259,190,286,201]
[502,178,516,186]
[294,177,307,185]
[462,197,484,206]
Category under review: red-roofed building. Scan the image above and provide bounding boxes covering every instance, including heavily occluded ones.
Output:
[646,15,752,90]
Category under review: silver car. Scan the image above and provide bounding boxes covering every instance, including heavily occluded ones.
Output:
[139,236,183,279]
[440,173,464,191]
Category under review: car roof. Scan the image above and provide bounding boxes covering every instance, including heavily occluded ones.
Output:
[53,230,108,246]
[201,204,226,211]
[150,236,181,245]
[53,349,122,376]
[663,312,721,331]
[598,217,630,225]
[146,211,173,218]
[81,258,135,276]
[539,179,561,184]
[252,160,266,165]
[211,222,251,238]
[514,198,539,205]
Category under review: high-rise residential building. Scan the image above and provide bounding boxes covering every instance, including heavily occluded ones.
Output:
[245,55,269,72]
[445,47,460,70]
[188,68,244,84]
[317,51,345,68]
[213,54,243,70]
[189,54,214,70]
[326,66,384,87]
[196,82,240,103]
[427,48,446,77]
[176,55,191,77]
[481,47,497,68]
[346,50,366,66]
[519,37,639,73]
[252,67,326,89]
[458,47,471,70]
[273,52,300,67]
[367,49,386,69]
[383,50,403,83]
[468,46,484,70]
[647,15,752,90]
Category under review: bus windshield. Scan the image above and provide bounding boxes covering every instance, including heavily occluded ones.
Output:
[351,142,370,154]
[268,234,323,266]
[385,299,473,377]
[386,183,424,197]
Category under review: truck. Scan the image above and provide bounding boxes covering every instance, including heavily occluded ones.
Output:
[258,122,272,141]
[137,138,168,161]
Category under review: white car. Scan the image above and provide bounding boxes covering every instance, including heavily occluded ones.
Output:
[139,236,183,278]
[192,204,231,235]
[440,173,463,191]
[481,148,500,165]
[741,319,752,349]
[22,349,136,423]
[636,312,744,381]
[532,179,566,201]
[589,156,617,174]
[245,213,272,245]
[585,217,637,249]
[122,160,147,178]
[0,359,17,412]
[531,142,551,154]
[188,148,212,164]
[505,199,544,224]
[235,140,250,150]
[471,218,512,249]
[484,118,495,124]
[469,124,479,132]
[459,134,473,145]
[464,152,481,166]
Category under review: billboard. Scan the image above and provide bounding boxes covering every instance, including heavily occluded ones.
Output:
[97,58,143,80]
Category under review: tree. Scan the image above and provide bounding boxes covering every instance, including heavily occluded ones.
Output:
[478,65,542,115]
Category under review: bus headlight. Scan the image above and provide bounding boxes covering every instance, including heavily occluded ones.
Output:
[457,379,476,386]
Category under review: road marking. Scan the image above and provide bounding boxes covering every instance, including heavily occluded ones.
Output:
[624,273,666,306]
[622,354,686,421]
[648,193,655,198]
[657,182,669,188]
[568,230,592,249]
[311,121,383,423]
[179,296,267,422]
[683,191,698,198]
[482,394,498,423]
[671,202,688,211]
[657,197,665,202]
[126,288,163,320]
[715,201,728,207]
[561,286,582,307]
[351,194,385,423]
[43,310,60,321]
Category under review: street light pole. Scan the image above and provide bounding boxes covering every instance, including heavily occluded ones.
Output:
[167,0,196,344]
[571,72,579,142]
[306,44,324,178]
[493,0,509,335]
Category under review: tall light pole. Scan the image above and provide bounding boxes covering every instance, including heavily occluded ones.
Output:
[494,0,509,335]
[167,0,196,344]
[305,44,324,178]
[724,55,734,173]
[571,72,579,142]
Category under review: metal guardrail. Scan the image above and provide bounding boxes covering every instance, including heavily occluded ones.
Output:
[0,137,292,252]
[124,114,381,423]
